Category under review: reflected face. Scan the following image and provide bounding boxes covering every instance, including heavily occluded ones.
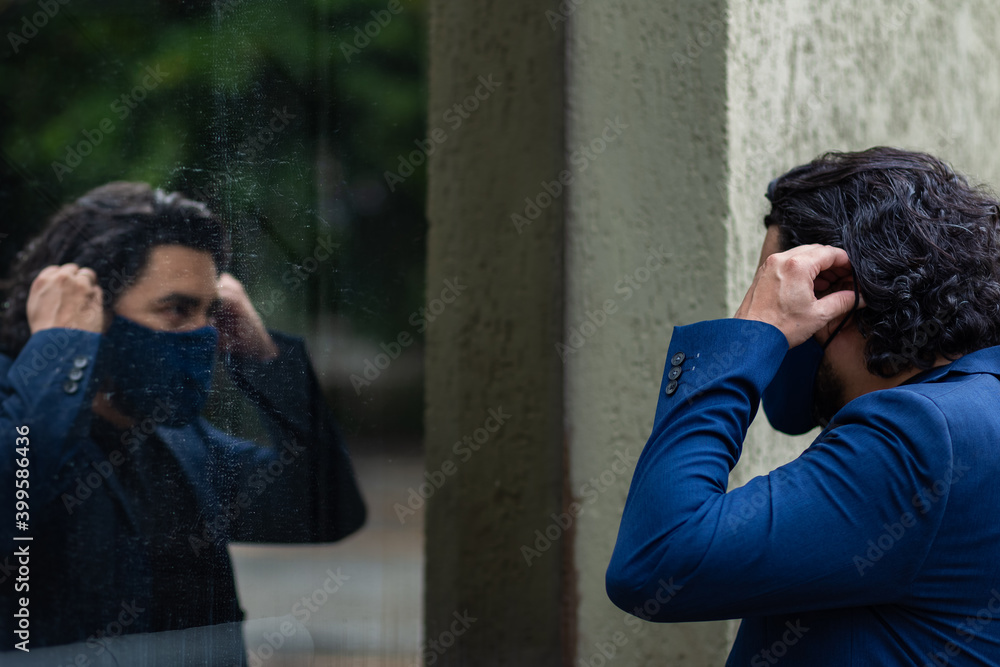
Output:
[110,244,221,332]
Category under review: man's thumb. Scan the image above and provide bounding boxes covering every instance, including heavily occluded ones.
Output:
[818,288,860,322]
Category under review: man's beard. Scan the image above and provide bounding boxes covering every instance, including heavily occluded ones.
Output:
[812,356,847,428]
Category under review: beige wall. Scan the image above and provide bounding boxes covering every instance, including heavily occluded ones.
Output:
[427,0,1000,664]
[564,0,736,663]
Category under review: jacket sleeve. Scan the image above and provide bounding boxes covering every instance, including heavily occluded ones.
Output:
[0,329,103,546]
[605,318,954,622]
[215,329,366,544]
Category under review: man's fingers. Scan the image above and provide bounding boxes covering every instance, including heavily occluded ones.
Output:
[736,242,861,348]
[816,289,858,323]
[76,267,98,283]
[33,265,60,282]
[217,272,244,293]
[813,277,834,293]
[26,263,106,334]
[784,244,852,278]
[36,264,97,282]
[816,265,852,285]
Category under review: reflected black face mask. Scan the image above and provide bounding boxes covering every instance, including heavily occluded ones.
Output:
[98,314,218,427]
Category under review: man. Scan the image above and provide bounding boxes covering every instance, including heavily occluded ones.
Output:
[0,182,365,655]
[606,147,1000,665]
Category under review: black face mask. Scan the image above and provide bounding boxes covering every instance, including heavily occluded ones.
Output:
[97,314,218,427]
[761,281,860,435]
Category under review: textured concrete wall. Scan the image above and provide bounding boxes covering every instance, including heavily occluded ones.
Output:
[424,1,568,664]
[563,0,735,664]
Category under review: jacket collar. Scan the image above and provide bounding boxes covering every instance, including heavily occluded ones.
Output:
[153,419,220,516]
[81,418,221,536]
[818,346,1000,440]
[900,345,1000,386]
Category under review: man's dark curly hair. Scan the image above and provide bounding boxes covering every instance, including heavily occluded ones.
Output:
[765,146,1000,377]
[0,181,229,357]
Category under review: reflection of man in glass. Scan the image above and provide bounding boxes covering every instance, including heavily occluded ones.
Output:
[0,182,366,653]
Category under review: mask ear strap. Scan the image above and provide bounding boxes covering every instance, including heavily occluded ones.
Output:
[820,269,861,352]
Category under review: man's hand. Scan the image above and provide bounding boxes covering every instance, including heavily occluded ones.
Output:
[213,273,279,360]
[734,244,862,348]
[26,264,105,334]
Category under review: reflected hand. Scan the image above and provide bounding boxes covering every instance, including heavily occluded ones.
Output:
[213,273,279,360]
[734,244,863,348]
[26,264,105,334]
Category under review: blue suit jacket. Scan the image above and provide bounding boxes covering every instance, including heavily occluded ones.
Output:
[0,327,365,650]
[607,319,1000,666]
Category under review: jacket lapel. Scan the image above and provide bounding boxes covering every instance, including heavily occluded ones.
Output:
[154,421,222,523]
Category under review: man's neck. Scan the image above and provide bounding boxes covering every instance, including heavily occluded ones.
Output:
[845,355,956,406]
[92,389,138,428]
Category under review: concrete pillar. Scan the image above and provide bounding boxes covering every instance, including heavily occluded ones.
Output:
[428,1,1000,665]
[563,0,735,664]
[425,1,568,664]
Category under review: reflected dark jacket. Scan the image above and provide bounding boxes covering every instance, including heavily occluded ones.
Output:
[0,327,366,650]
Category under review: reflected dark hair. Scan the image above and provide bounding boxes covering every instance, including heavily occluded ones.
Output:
[0,181,230,357]
[765,146,1000,377]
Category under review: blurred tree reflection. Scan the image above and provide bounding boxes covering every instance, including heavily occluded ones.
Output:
[0,0,428,436]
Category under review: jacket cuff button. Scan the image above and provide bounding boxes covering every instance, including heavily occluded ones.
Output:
[665,379,679,396]
[670,352,686,366]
